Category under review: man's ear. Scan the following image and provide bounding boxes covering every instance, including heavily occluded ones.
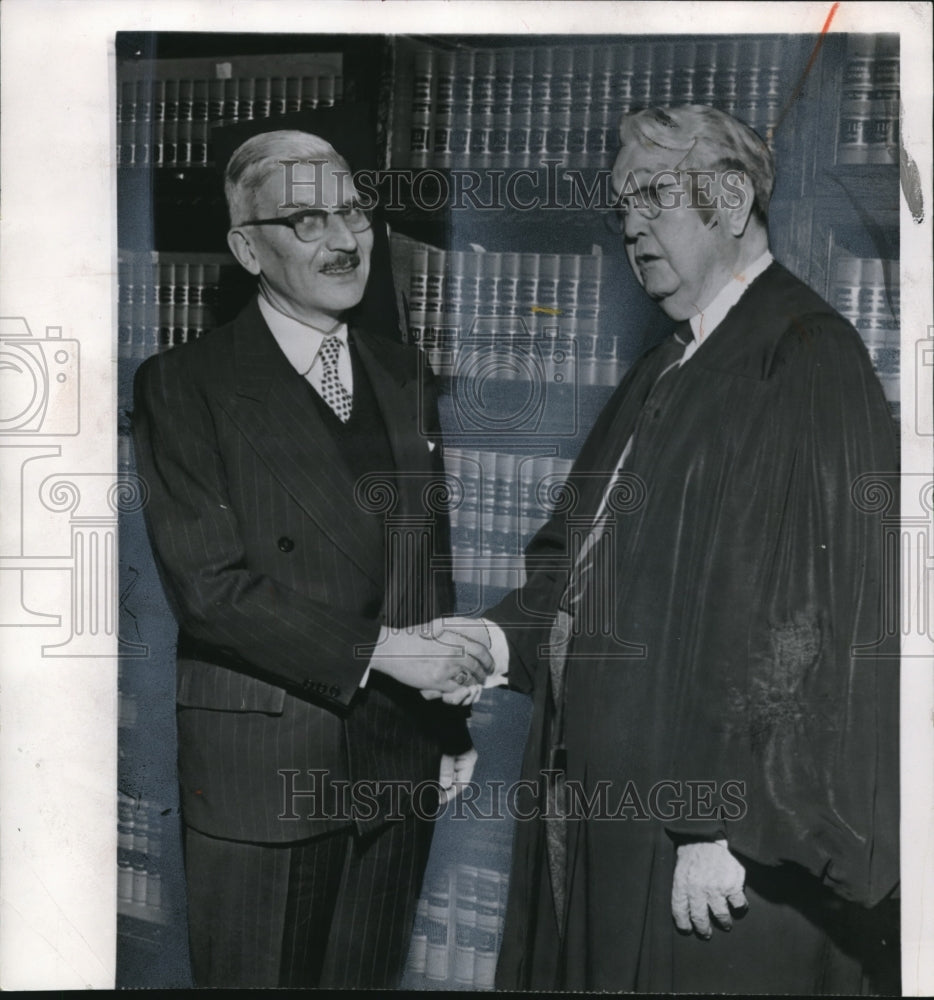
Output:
[719,169,756,238]
[227,228,262,276]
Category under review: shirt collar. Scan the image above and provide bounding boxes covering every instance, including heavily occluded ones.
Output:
[688,251,773,344]
[257,293,348,376]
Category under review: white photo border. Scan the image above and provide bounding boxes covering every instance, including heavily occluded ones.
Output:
[0,0,930,990]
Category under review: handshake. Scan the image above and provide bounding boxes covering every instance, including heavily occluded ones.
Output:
[369,616,502,706]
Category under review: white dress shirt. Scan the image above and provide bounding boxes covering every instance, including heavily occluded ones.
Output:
[258,293,353,394]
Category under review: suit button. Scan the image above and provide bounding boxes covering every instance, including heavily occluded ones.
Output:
[277,536,295,553]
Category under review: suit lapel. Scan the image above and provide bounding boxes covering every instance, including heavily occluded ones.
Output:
[225,300,381,582]
[352,328,443,626]
[352,327,433,517]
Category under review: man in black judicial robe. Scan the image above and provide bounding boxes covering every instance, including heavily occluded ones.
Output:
[467,106,899,993]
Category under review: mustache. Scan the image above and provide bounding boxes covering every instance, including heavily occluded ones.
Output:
[320,252,361,270]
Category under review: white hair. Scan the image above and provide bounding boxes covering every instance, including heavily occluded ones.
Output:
[224,129,352,225]
[618,105,775,222]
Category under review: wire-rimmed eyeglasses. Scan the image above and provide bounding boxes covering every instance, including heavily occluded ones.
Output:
[237,204,374,242]
[603,183,682,235]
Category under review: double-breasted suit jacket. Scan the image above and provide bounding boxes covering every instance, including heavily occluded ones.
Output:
[133,296,468,846]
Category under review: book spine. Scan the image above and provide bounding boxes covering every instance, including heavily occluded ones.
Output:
[535,253,561,327]
[271,76,288,116]
[693,41,717,104]
[238,77,256,121]
[832,256,900,405]
[452,49,475,171]
[631,45,653,109]
[425,870,453,981]
[653,42,675,107]
[672,42,696,104]
[135,78,152,168]
[424,248,447,372]
[407,896,429,974]
[471,50,496,170]
[510,49,534,169]
[175,260,190,346]
[117,795,166,918]
[477,251,502,320]
[865,36,899,165]
[569,46,593,164]
[491,49,514,170]
[410,48,434,169]
[157,258,174,350]
[286,76,302,113]
[714,41,739,116]
[736,39,761,128]
[118,254,133,355]
[431,49,455,169]
[321,72,341,108]
[558,254,580,341]
[453,865,479,985]
[493,451,519,589]
[473,868,502,990]
[516,254,540,328]
[117,79,136,168]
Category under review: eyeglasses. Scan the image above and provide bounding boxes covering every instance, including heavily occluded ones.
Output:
[603,183,683,234]
[237,204,374,242]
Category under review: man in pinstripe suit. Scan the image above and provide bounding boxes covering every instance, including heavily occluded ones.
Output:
[132,130,491,988]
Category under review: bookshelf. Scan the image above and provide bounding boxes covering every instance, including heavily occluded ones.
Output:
[116,31,901,989]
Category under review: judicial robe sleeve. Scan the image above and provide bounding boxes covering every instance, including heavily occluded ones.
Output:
[674,316,899,907]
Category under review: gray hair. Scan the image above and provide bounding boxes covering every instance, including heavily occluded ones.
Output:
[617,105,775,222]
[224,129,352,225]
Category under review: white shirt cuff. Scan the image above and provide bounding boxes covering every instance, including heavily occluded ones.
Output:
[483,621,510,688]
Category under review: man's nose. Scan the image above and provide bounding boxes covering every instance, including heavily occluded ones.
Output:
[323,211,359,250]
[623,207,648,241]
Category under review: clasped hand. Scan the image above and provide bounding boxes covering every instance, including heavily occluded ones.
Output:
[368,617,493,698]
[671,839,748,938]
[418,616,495,705]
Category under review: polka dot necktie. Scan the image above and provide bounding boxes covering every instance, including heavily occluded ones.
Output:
[317,335,352,423]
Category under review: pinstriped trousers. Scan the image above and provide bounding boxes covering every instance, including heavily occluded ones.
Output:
[184,813,433,988]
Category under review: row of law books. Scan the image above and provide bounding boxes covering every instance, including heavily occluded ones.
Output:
[404,246,626,386]
[117,794,167,922]
[407,865,510,990]
[837,35,899,165]
[118,251,235,358]
[445,448,574,588]
[400,38,795,168]
[829,255,899,406]
[117,52,343,168]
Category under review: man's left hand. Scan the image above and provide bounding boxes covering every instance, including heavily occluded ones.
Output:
[438,747,478,805]
[671,838,748,938]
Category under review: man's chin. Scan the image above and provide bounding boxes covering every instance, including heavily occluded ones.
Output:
[648,291,693,322]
